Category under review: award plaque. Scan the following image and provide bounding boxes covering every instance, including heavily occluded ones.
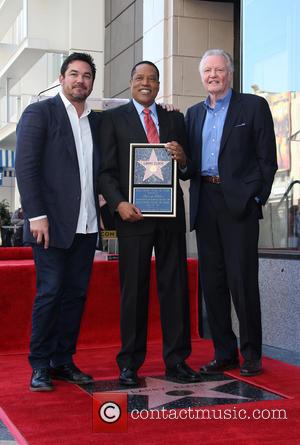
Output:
[129,143,177,217]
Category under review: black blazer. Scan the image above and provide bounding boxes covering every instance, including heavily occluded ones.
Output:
[99,100,191,236]
[15,94,101,248]
[185,90,278,228]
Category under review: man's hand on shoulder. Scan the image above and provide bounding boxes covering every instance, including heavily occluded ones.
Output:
[117,202,143,223]
[30,217,49,249]
[158,103,180,112]
[165,141,187,168]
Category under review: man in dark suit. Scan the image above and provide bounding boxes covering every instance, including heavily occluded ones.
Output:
[99,61,199,385]
[185,49,277,376]
[15,53,101,391]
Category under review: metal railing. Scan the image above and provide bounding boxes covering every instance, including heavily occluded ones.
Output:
[260,180,300,249]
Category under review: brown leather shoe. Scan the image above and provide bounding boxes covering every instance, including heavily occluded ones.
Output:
[240,359,262,377]
[200,358,239,375]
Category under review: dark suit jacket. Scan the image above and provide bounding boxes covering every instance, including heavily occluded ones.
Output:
[15,94,101,249]
[99,100,191,236]
[185,90,278,228]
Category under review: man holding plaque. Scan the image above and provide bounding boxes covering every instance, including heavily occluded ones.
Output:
[185,49,277,377]
[99,61,199,385]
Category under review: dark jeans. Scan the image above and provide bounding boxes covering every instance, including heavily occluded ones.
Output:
[29,233,97,369]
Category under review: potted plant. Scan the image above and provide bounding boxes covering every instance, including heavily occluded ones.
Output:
[0,199,12,246]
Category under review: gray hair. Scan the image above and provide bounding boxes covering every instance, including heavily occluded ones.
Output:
[199,49,234,75]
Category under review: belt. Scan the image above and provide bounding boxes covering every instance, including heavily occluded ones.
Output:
[201,175,221,184]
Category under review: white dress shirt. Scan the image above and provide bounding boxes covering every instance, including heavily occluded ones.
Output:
[59,92,97,234]
[30,93,97,234]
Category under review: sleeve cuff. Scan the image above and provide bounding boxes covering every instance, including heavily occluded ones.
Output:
[29,215,47,221]
[179,165,188,173]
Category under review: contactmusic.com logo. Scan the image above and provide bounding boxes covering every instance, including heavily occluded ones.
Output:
[92,393,128,433]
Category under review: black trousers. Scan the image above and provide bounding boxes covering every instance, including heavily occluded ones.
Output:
[117,227,191,370]
[29,233,97,369]
[196,183,262,361]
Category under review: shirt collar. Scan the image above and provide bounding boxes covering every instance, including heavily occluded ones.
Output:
[204,88,232,111]
[132,98,157,118]
[59,91,91,117]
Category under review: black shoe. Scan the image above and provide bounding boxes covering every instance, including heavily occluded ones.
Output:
[119,368,138,386]
[30,368,54,392]
[240,359,262,377]
[50,363,93,384]
[200,358,239,375]
[166,362,202,383]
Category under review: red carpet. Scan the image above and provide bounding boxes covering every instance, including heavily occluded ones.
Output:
[0,247,33,261]
[1,249,299,444]
[0,255,199,353]
[0,341,299,445]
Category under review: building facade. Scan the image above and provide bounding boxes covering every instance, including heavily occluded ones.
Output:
[3,0,299,253]
[0,0,105,209]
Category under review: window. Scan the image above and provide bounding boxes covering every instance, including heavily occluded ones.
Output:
[242,0,300,250]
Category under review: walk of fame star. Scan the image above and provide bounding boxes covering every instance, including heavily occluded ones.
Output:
[111,377,248,409]
[81,374,282,411]
[138,149,170,181]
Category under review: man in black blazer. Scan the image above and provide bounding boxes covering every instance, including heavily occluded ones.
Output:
[185,49,277,376]
[99,61,199,385]
[15,53,101,391]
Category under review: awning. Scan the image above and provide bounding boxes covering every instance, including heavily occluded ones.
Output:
[0,149,15,168]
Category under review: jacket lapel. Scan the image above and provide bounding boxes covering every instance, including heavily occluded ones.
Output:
[189,102,206,165]
[219,91,242,156]
[195,103,206,163]
[156,105,169,143]
[122,101,169,143]
[88,111,101,181]
[123,101,148,143]
[51,94,78,161]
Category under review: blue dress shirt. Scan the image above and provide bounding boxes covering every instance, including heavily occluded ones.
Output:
[201,89,232,176]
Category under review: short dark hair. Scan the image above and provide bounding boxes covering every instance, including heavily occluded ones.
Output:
[131,61,160,81]
[60,52,96,80]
